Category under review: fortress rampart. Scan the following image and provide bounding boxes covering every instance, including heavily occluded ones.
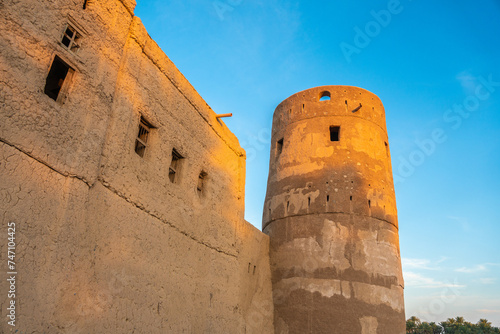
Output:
[0,0,273,332]
[263,86,404,333]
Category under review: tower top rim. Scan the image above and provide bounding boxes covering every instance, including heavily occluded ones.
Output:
[276,85,380,111]
[271,85,386,134]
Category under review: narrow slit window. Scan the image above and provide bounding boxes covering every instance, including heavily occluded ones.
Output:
[368,200,371,208]
[308,197,311,207]
[61,25,81,53]
[350,196,353,201]
[134,117,152,158]
[330,126,340,142]
[197,171,207,196]
[384,142,389,156]
[169,149,183,183]
[277,138,284,156]
[327,195,330,202]
[44,56,73,101]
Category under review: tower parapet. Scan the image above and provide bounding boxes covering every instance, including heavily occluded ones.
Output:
[263,85,405,333]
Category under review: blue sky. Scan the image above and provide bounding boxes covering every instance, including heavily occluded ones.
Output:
[135,0,500,325]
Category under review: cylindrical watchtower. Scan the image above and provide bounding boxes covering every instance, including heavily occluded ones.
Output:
[263,86,405,334]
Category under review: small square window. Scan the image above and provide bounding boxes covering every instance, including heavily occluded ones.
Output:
[61,24,81,53]
[44,56,74,101]
[169,149,183,183]
[330,126,340,142]
[135,117,152,157]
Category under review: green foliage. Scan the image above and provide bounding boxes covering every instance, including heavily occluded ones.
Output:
[406,316,500,334]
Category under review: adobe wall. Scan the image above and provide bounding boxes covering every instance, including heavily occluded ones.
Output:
[0,0,273,332]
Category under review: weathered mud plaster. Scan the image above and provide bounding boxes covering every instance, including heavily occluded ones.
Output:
[0,0,273,332]
[263,86,405,334]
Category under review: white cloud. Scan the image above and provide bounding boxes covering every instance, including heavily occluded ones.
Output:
[455,265,487,273]
[479,278,497,285]
[447,216,471,232]
[477,309,500,314]
[404,271,466,289]
[402,257,446,271]
[402,258,432,270]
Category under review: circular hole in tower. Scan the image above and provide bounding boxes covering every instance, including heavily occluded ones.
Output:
[319,91,331,101]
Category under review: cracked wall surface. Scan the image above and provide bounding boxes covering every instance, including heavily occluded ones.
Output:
[0,0,273,332]
[263,86,405,334]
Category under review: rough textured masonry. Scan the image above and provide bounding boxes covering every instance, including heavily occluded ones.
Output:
[0,0,404,333]
[263,87,405,333]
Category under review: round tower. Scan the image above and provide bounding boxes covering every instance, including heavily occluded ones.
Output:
[263,86,405,334]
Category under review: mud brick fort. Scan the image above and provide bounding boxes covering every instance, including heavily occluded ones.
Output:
[0,0,405,332]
